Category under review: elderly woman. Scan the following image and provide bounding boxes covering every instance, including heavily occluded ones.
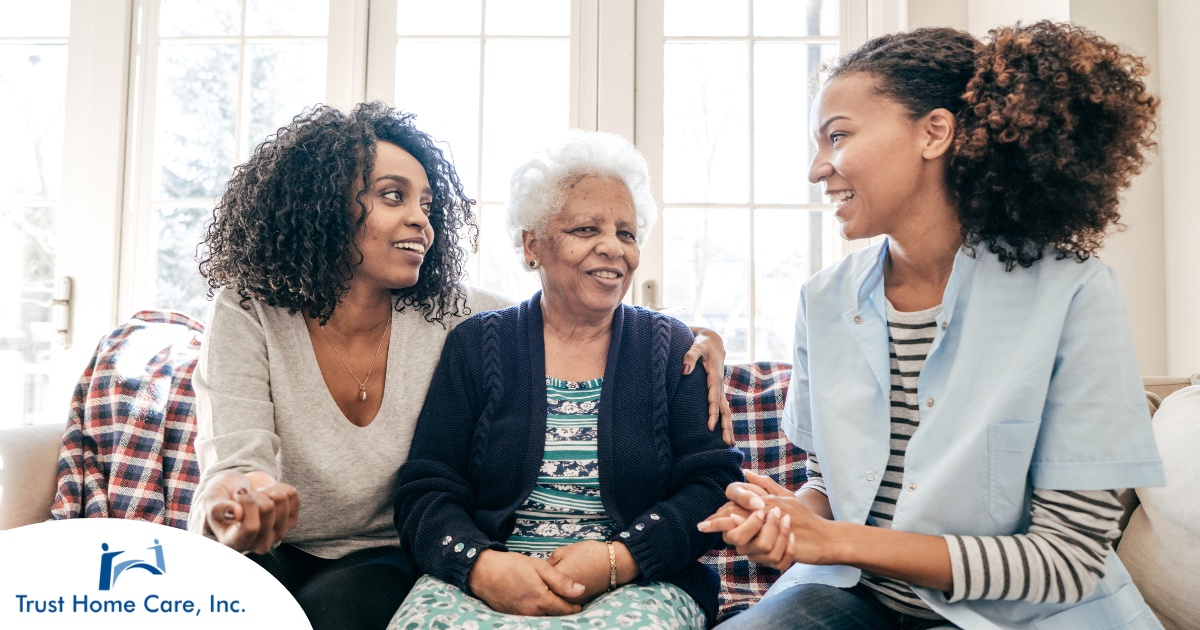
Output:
[389,131,743,629]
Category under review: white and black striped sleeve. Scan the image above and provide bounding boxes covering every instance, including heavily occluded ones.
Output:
[945,488,1123,604]
[801,452,828,495]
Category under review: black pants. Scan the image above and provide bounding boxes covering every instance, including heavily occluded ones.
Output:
[248,544,419,630]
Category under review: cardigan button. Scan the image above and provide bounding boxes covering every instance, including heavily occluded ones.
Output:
[635,523,645,531]
[925,397,935,408]
[466,548,477,558]
[454,543,465,553]
[619,532,630,539]
[865,472,875,481]
[442,536,452,546]
[853,315,863,324]
[941,321,948,331]
[908,482,917,492]
[649,513,660,520]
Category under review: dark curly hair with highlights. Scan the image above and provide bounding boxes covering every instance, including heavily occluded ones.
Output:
[827,22,1158,269]
[199,102,476,324]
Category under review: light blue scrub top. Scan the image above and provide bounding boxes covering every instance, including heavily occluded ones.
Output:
[775,240,1165,629]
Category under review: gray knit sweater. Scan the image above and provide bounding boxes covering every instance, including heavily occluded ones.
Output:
[187,286,513,558]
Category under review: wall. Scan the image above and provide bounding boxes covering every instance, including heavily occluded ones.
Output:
[1158,0,1200,375]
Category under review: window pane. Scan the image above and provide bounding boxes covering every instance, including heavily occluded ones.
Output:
[155,206,213,321]
[480,39,569,201]
[754,42,836,204]
[662,207,751,363]
[159,0,242,37]
[397,0,482,36]
[664,0,748,37]
[153,44,239,199]
[246,0,329,36]
[0,0,70,37]
[0,45,67,199]
[753,0,838,37]
[662,43,749,204]
[485,0,569,36]
[245,42,327,159]
[0,206,55,428]
[394,41,481,195]
[754,208,820,360]
[472,203,540,301]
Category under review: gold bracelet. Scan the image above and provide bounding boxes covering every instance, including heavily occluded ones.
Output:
[607,541,618,591]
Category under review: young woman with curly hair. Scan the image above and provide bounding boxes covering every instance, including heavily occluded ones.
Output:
[702,22,1165,630]
[188,103,732,630]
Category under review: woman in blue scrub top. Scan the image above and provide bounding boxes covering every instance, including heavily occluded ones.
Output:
[702,22,1165,630]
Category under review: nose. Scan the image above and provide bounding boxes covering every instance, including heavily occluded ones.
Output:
[594,230,625,259]
[808,149,831,185]
[406,203,430,232]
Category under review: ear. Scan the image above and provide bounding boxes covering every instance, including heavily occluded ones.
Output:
[919,108,956,160]
[521,230,539,266]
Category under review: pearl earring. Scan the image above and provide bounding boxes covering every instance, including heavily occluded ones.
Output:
[528,259,539,269]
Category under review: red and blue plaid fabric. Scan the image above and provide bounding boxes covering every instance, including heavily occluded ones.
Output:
[51,310,205,530]
[699,362,806,622]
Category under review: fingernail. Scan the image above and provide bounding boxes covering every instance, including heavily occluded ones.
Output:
[683,364,693,374]
[730,513,745,524]
[573,582,584,592]
[771,506,782,518]
[748,496,765,510]
[697,521,710,531]
[223,508,235,521]
[235,487,248,496]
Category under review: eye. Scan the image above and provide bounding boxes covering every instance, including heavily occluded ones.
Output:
[420,200,432,215]
[382,189,403,202]
[618,230,637,242]
[571,226,597,235]
[829,132,846,145]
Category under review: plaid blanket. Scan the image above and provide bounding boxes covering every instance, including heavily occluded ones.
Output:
[700,362,805,622]
[51,310,205,530]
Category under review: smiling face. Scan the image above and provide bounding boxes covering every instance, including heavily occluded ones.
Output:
[350,141,435,292]
[524,175,640,322]
[808,73,951,241]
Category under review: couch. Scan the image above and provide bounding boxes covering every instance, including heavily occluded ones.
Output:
[0,352,1194,623]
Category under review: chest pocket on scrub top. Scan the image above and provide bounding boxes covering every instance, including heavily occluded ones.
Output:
[987,420,1041,524]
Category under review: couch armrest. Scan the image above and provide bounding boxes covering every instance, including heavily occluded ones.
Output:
[0,422,64,530]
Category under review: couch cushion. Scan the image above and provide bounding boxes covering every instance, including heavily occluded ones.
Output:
[699,362,805,622]
[1118,385,1200,630]
[0,422,64,529]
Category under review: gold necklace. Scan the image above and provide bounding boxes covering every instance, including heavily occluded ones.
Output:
[320,316,391,403]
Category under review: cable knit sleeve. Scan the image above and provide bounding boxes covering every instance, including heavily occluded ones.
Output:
[616,317,745,581]
[393,318,499,592]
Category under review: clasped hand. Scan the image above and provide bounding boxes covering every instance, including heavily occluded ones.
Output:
[698,471,833,571]
[199,471,300,555]
[469,540,635,616]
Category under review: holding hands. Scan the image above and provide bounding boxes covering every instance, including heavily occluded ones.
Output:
[198,471,299,555]
[698,471,836,571]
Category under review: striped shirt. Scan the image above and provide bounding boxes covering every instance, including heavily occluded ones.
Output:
[506,377,615,558]
[802,301,1123,614]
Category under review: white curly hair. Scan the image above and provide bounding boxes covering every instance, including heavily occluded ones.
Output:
[505,130,657,254]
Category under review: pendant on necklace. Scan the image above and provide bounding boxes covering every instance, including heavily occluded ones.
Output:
[359,385,367,403]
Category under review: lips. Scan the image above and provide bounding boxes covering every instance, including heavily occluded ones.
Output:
[826,190,855,209]
[589,269,622,280]
[392,237,427,255]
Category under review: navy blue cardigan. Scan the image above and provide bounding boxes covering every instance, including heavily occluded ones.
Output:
[394,294,744,624]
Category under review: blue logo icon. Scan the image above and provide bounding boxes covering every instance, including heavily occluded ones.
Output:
[98,539,166,590]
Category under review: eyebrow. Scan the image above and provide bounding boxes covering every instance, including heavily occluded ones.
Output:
[375,174,432,197]
[816,115,849,136]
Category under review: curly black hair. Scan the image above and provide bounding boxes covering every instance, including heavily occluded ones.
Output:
[826,22,1158,269]
[199,102,477,324]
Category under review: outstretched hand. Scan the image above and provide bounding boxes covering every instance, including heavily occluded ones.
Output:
[684,326,734,446]
[199,471,299,555]
[468,550,585,616]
